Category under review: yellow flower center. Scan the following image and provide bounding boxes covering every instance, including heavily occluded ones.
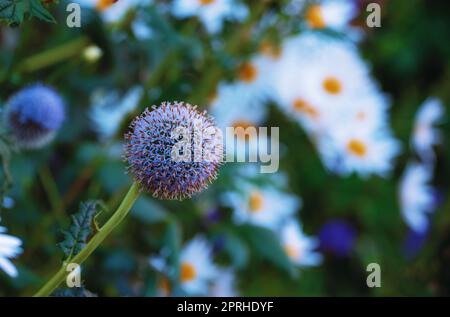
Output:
[96,0,116,11]
[248,191,264,213]
[199,0,215,5]
[305,4,325,29]
[180,262,196,282]
[284,244,300,259]
[347,139,367,157]
[292,98,319,118]
[232,120,256,139]
[322,76,343,95]
[238,63,258,83]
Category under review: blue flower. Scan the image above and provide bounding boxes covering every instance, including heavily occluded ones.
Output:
[124,101,223,200]
[5,84,65,149]
[319,219,357,257]
[403,229,428,259]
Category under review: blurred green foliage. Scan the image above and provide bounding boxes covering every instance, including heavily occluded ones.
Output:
[0,0,449,296]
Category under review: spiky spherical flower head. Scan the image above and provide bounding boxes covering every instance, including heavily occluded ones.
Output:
[4,84,65,149]
[124,102,223,200]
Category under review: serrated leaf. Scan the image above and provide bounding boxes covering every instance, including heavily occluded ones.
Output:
[0,0,30,24]
[0,1,19,22]
[59,201,103,261]
[29,0,55,23]
[0,0,55,25]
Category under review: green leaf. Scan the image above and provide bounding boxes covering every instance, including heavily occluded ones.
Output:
[222,230,250,269]
[239,225,295,275]
[59,201,103,261]
[29,0,55,23]
[0,0,55,26]
[0,0,20,23]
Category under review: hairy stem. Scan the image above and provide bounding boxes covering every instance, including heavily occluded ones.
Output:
[17,36,90,73]
[33,182,140,297]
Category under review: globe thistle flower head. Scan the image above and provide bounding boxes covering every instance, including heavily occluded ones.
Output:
[319,219,357,257]
[4,84,65,149]
[124,101,223,200]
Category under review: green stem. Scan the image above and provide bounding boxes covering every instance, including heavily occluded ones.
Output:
[33,182,141,297]
[17,36,90,73]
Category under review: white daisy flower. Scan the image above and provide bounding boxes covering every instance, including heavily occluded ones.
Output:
[0,221,22,278]
[274,33,400,177]
[149,238,218,296]
[344,92,390,132]
[318,125,401,178]
[399,162,436,233]
[412,98,445,163]
[210,82,269,161]
[77,0,140,23]
[279,219,322,267]
[274,63,331,135]
[209,268,237,297]
[235,54,278,105]
[209,49,280,135]
[274,34,375,134]
[304,0,358,32]
[289,36,373,109]
[210,82,267,130]
[272,42,323,134]
[225,183,301,231]
[179,236,218,295]
[89,86,143,141]
[210,53,276,120]
[172,0,248,34]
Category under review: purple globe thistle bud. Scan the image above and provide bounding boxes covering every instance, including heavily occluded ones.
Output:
[124,101,223,200]
[4,84,65,149]
[319,219,357,257]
